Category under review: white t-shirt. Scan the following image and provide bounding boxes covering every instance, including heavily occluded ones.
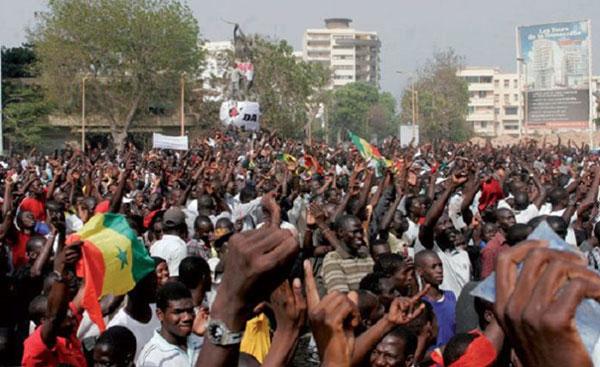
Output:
[513,204,539,224]
[150,234,188,276]
[402,219,419,248]
[435,244,471,298]
[107,304,161,359]
[137,330,203,367]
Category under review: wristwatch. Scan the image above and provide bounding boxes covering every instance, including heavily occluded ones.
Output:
[206,318,244,346]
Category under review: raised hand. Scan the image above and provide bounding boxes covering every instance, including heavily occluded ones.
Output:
[193,307,210,336]
[495,240,600,367]
[269,279,306,334]
[304,260,360,366]
[211,194,299,329]
[386,285,430,325]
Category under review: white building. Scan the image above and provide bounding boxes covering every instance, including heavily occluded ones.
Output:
[302,18,381,88]
[201,41,233,102]
[458,67,522,136]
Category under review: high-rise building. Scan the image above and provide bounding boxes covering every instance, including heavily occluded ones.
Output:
[458,67,522,136]
[302,18,381,88]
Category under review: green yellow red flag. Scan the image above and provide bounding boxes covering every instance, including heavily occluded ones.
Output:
[67,213,155,330]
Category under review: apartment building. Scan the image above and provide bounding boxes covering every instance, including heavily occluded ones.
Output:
[303,18,381,88]
[458,67,522,136]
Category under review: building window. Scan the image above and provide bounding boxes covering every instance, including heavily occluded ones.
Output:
[513,79,518,88]
[504,79,509,88]
[504,94,509,103]
[494,108,500,115]
[505,107,518,115]
[481,76,492,83]
[494,94,499,103]
[478,91,487,98]
[481,121,487,128]
[494,80,499,88]
[468,106,475,114]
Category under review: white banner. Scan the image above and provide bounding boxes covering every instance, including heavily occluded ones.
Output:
[399,125,419,147]
[219,100,260,131]
[152,133,189,150]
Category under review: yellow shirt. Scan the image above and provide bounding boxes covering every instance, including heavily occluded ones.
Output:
[240,313,271,363]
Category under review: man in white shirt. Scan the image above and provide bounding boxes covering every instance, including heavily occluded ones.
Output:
[107,272,160,359]
[150,207,188,277]
[137,281,203,367]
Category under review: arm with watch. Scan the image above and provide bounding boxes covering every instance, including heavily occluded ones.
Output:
[41,243,82,348]
[196,193,299,367]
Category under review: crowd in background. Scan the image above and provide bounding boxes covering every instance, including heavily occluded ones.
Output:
[1,127,600,367]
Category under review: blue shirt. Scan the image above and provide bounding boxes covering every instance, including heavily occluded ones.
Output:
[423,290,457,347]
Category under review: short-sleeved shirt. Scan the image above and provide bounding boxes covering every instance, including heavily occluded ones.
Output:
[8,228,31,268]
[150,234,188,277]
[480,232,507,279]
[321,250,374,293]
[22,326,86,367]
[423,290,457,348]
[137,330,203,367]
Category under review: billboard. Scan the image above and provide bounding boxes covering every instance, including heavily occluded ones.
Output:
[219,100,260,131]
[517,20,592,129]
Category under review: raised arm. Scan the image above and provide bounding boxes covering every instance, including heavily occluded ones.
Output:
[41,243,81,348]
[418,174,467,249]
[195,194,299,367]
[109,155,134,213]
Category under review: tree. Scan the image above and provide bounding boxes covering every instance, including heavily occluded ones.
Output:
[251,36,330,138]
[400,48,470,142]
[1,45,54,152]
[30,0,203,150]
[331,82,396,140]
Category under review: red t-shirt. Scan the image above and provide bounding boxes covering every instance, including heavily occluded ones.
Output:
[22,326,87,367]
[20,196,47,222]
[8,229,31,268]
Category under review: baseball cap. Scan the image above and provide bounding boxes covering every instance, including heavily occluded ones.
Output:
[162,207,186,228]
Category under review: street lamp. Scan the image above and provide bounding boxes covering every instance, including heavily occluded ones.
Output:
[516,57,528,139]
[81,75,88,152]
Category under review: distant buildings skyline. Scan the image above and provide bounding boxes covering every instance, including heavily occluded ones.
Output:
[301,18,380,89]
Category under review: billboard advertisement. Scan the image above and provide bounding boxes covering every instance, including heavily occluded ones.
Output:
[517,20,592,129]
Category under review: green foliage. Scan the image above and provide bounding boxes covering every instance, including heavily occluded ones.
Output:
[3,84,53,150]
[400,48,470,142]
[251,36,330,138]
[30,0,203,148]
[1,45,36,78]
[2,45,54,151]
[331,82,396,140]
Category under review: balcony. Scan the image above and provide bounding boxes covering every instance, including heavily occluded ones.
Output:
[469,98,495,106]
[467,111,495,121]
[468,83,494,92]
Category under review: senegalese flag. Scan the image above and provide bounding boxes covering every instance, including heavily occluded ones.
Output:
[277,153,296,164]
[348,131,392,167]
[277,153,298,171]
[67,213,155,331]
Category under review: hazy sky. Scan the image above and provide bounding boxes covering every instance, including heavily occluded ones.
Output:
[2,0,600,98]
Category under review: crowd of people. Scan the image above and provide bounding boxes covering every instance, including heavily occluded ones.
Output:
[1,127,600,366]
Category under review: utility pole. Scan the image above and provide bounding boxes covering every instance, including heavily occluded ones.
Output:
[81,76,87,152]
[180,74,185,136]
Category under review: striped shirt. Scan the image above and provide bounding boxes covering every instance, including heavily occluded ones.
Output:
[321,250,374,293]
